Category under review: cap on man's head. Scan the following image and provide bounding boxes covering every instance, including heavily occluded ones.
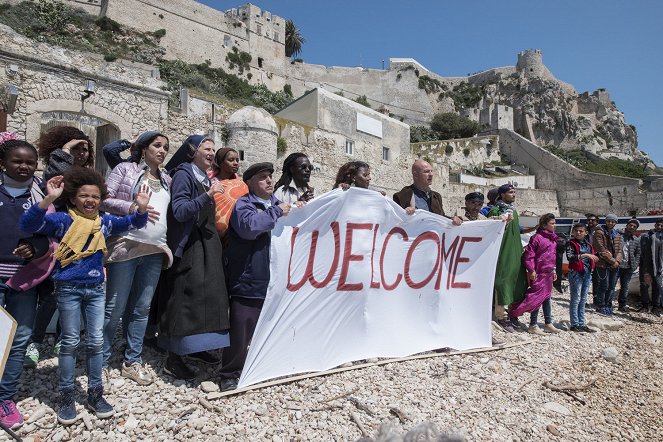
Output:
[497,183,514,195]
[627,218,640,228]
[605,213,618,222]
[243,162,274,182]
[465,192,484,202]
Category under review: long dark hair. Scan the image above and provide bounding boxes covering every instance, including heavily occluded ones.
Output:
[131,131,169,164]
[333,161,370,189]
[274,152,308,191]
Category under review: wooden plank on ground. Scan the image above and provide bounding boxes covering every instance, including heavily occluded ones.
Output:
[211,339,537,398]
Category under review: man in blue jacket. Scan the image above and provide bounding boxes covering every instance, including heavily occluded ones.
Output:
[217,162,291,391]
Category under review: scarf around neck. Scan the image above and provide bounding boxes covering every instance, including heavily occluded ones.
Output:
[0,172,44,203]
[54,207,106,268]
[495,199,516,215]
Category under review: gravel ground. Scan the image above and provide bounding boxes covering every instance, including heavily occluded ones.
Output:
[5,289,662,442]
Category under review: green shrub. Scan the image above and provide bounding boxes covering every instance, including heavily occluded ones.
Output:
[226,46,252,74]
[445,145,453,155]
[152,28,166,39]
[410,126,438,143]
[283,84,292,96]
[448,82,483,110]
[463,148,471,157]
[418,75,444,94]
[354,95,371,108]
[277,136,288,155]
[430,113,481,140]
[95,16,121,33]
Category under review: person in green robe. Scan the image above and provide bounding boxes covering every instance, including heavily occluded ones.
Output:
[488,183,529,332]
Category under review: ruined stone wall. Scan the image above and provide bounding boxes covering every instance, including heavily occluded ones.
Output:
[412,135,501,171]
[496,128,645,216]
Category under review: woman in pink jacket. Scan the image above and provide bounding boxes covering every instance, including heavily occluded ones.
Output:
[508,213,561,334]
[100,131,173,385]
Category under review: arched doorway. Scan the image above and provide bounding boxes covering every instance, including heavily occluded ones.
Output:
[40,111,121,176]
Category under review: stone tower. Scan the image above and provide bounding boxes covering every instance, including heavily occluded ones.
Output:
[226,106,278,168]
[516,49,545,78]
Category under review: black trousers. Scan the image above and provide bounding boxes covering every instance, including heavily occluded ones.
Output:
[218,297,264,380]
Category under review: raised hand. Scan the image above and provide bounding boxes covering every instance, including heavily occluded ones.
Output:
[134,184,152,214]
[46,176,64,199]
[62,139,88,153]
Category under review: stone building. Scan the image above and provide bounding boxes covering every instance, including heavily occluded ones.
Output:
[274,88,413,193]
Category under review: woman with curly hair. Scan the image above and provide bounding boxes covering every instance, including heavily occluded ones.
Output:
[37,126,94,181]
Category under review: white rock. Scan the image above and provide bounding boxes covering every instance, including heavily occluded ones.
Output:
[601,347,619,362]
[124,414,139,430]
[588,318,625,331]
[543,402,572,416]
[644,335,660,346]
[200,381,220,393]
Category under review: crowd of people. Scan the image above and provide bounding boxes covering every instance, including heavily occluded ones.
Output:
[0,128,659,430]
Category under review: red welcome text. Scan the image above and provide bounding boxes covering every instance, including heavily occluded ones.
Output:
[286,222,482,292]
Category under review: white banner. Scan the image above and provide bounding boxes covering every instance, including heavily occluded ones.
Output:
[238,188,505,388]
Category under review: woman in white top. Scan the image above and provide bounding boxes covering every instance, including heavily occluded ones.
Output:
[100,131,172,386]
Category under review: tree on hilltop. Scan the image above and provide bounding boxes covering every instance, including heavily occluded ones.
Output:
[285,19,305,58]
[430,113,481,140]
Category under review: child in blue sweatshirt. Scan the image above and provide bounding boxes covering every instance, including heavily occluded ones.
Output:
[21,167,150,425]
[0,137,51,430]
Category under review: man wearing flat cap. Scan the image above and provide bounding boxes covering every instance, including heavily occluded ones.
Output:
[455,192,488,221]
[217,162,292,391]
[592,213,623,316]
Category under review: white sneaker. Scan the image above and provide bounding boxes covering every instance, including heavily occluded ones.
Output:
[543,323,561,334]
[527,325,545,335]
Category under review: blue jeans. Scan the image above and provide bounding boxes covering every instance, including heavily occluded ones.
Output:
[595,266,619,308]
[56,282,105,391]
[569,270,591,327]
[0,279,37,400]
[103,254,162,366]
[617,268,634,307]
[529,297,553,326]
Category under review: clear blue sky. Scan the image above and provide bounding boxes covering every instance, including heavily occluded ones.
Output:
[202,0,663,165]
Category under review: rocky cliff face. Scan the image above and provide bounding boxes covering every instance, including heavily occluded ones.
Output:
[463,66,643,163]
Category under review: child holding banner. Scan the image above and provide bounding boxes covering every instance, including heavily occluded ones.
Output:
[21,168,150,425]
